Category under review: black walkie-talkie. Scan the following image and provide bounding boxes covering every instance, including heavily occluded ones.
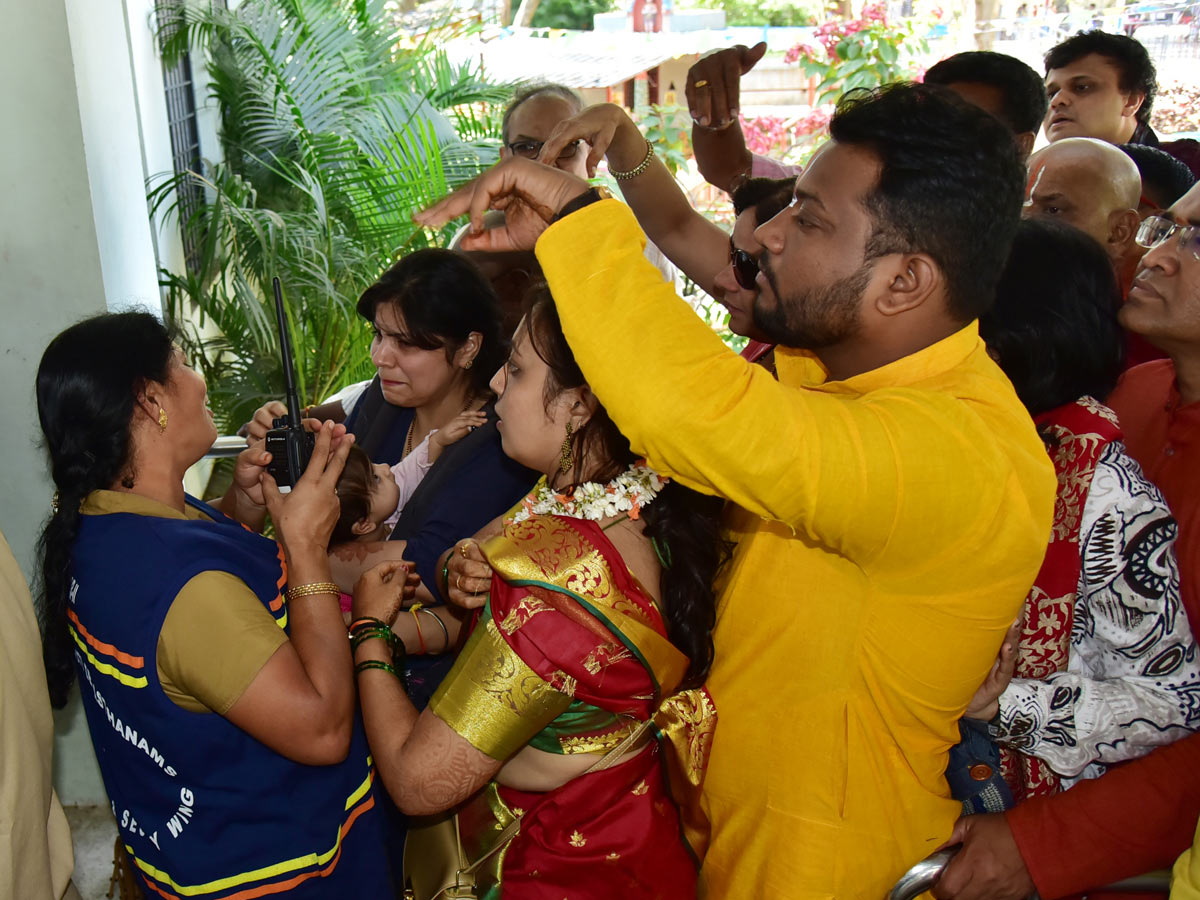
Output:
[264,277,314,490]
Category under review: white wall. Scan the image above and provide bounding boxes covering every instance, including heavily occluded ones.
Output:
[0,0,182,806]
[64,0,169,313]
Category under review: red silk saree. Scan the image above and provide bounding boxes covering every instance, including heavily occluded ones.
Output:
[428,514,715,898]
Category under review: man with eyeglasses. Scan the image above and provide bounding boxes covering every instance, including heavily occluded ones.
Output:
[719,178,793,368]
[500,84,591,180]
[929,183,1200,900]
[455,83,675,307]
[1108,184,1200,630]
[499,98,790,366]
[1022,136,1171,368]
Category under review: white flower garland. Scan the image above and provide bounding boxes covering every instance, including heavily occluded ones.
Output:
[508,463,667,524]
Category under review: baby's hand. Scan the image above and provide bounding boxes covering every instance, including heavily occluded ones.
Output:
[431,410,488,456]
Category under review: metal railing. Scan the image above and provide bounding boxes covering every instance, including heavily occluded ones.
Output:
[205,435,247,459]
[888,848,1171,900]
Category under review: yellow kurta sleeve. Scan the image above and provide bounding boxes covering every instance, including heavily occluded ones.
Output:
[1175,821,1200,900]
[535,199,1054,571]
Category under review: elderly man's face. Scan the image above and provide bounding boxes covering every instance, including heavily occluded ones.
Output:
[1122,184,1200,348]
[1022,155,1113,247]
[501,94,590,179]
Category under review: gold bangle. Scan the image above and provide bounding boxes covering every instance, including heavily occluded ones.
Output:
[610,139,653,181]
[286,582,340,601]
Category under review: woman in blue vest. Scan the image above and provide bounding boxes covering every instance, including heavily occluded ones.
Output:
[35,312,395,899]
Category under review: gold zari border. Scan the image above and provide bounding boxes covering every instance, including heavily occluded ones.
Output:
[430,616,572,761]
[482,517,689,695]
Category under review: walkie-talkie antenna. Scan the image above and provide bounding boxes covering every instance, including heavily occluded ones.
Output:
[272,277,303,428]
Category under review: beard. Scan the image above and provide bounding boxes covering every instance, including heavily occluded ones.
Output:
[753,253,869,349]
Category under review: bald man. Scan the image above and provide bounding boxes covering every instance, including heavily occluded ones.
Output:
[1024,137,1143,287]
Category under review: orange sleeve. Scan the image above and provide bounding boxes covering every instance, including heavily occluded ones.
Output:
[1006,731,1200,898]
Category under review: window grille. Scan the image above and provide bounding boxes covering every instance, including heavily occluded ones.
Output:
[156,1,226,270]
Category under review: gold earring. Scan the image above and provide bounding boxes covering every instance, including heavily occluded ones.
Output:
[158,408,168,433]
[464,358,474,369]
[559,422,574,474]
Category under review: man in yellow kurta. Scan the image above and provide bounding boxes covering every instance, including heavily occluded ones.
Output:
[421,83,1057,898]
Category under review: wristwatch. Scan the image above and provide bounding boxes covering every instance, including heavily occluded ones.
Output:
[552,185,614,223]
[985,705,1005,738]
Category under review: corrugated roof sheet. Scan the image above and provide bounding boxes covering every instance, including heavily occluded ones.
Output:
[447,29,720,88]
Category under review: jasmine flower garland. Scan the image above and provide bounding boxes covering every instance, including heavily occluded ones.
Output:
[508,463,667,524]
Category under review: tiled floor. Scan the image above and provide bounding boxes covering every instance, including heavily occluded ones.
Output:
[65,805,119,900]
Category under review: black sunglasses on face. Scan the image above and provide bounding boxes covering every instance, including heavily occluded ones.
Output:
[729,237,759,291]
[507,138,582,161]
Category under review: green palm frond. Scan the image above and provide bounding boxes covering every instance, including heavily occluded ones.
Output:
[153,0,513,449]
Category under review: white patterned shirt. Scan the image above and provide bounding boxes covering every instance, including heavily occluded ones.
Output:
[994,440,1200,782]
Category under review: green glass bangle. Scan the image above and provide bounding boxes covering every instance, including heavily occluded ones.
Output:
[440,557,451,598]
[350,627,396,654]
[354,659,400,678]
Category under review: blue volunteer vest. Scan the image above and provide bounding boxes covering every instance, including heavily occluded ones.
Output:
[70,495,393,899]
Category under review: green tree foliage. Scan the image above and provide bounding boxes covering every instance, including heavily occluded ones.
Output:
[786,2,928,103]
[530,0,618,30]
[634,104,692,174]
[692,0,817,27]
[150,0,512,438]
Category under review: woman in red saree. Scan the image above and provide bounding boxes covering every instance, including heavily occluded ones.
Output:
[351,286,727,898]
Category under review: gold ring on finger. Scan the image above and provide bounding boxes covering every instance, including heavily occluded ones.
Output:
[694,79,709,88]
[456,575,463,590]
[458,541,471,558]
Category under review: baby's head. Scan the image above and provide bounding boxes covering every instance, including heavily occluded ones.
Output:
[329,445,400,546]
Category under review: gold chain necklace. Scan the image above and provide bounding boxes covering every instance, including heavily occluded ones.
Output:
[403,393,476,460]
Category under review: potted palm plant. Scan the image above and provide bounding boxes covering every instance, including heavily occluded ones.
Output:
[151,0,512,496]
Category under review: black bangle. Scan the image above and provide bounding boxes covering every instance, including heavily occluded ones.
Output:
[552,186,613,223]
[349,616,390,635]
